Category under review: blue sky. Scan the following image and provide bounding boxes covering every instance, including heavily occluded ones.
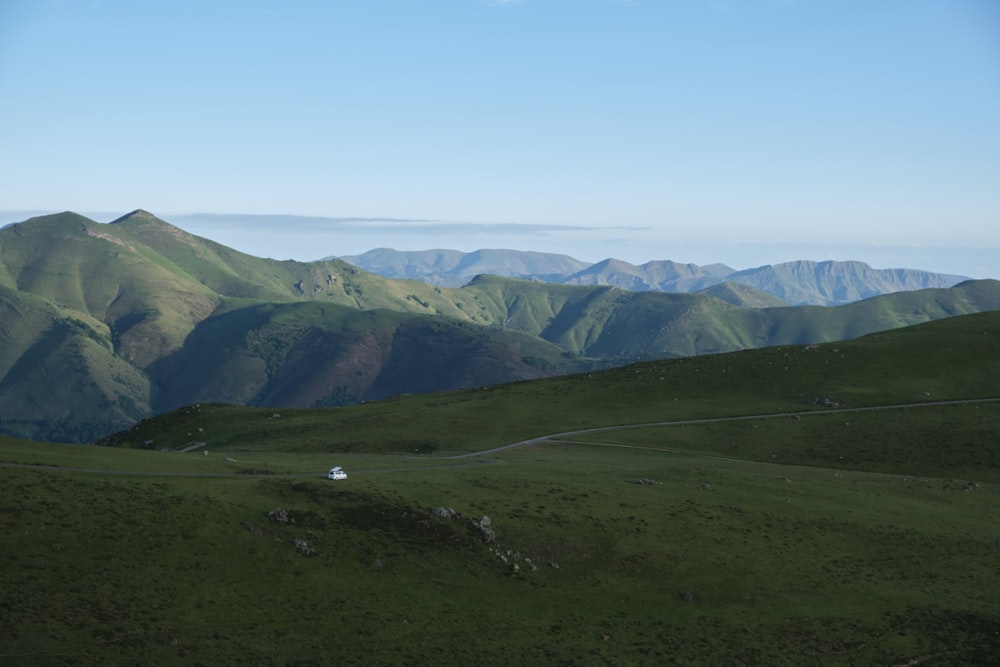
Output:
[1,0,998,276]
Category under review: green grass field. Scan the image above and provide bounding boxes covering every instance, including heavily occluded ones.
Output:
[2,440,997,665]
[2,313,998,665]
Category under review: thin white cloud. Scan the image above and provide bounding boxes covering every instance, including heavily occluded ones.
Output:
[167,213,641,237]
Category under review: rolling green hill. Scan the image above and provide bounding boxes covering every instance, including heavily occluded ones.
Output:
[102,310,1000,468]
[461,273,1000,360]
[149,300,588,413]
[2,312,997,665]
[695,281,789,307]
[2,210,999,442]
[0,211,580,440]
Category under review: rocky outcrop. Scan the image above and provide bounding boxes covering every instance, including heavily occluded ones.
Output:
[429,505,545,576]
[432,506,461,520]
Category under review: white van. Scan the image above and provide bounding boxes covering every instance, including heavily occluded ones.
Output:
[327,466,347,480]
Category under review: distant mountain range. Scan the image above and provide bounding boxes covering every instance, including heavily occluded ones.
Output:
[2,210,998,443]
[338,248,970,306]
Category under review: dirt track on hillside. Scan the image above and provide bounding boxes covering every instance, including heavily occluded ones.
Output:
[2,397,997,476]
[445,397,1000,459]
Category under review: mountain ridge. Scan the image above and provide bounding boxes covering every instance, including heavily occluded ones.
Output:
[1,210,997,443]
[339,248,969,306]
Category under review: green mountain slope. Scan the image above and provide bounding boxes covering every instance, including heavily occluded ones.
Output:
[461,275,1000,360]
[2,211,225,367]
[0,213,580,440]
[2,210,999,443]
[0,286,150,441]
[103,310,1000,476]
[149,301,587,413]
[1,211,489,366]
[696,281,789,307]
[2,313,998,664]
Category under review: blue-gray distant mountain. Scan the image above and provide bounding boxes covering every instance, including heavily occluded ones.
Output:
[721,260,970,306]
[335,248,591,286]
[560,258,735,293]
[339,249,968,306]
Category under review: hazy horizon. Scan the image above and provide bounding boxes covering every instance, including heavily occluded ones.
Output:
[1,208,995,279]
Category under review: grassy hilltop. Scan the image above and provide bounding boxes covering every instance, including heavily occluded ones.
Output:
[1,312,998,665]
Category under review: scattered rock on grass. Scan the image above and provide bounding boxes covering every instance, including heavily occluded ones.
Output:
[293,537,316,556]
[268,508,294,524]
[475,515,496,544]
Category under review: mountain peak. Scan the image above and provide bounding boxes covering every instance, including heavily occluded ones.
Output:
[110,209,160,224]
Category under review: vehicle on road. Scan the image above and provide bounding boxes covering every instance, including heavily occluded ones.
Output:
[327,466,347,480]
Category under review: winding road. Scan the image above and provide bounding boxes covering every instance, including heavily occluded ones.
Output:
[2,397,997,477]
[446,396,1000,459]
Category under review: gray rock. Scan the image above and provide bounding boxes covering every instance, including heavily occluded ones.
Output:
[268,508,293,524]
[812,397,840,408]
[475,515,496,543]
[293,537,316,556]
